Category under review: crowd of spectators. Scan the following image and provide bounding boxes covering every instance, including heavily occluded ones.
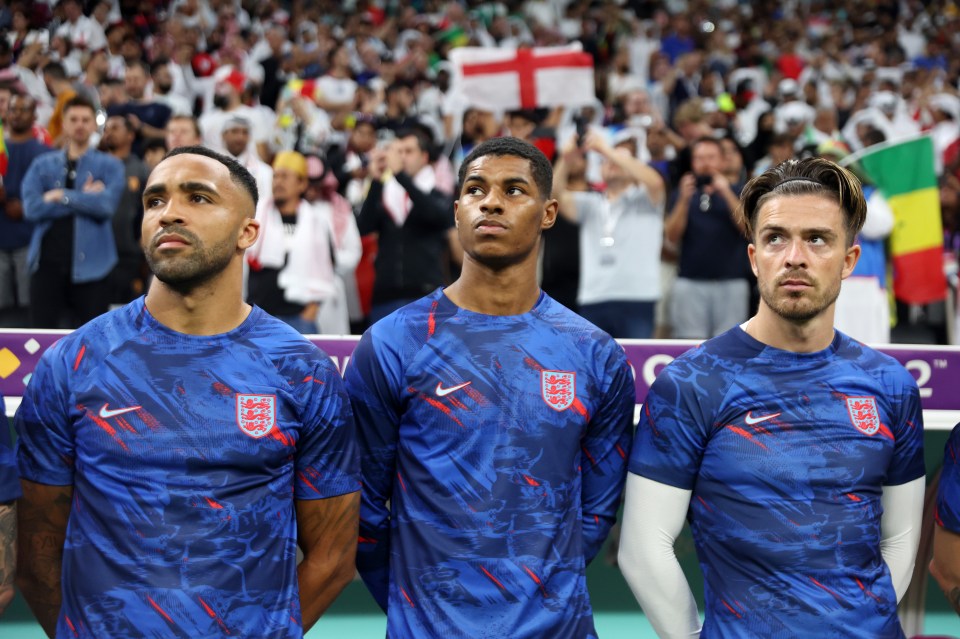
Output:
[0,0,958,342]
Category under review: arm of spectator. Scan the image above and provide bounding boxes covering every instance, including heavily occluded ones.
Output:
[395,172,453,230]
[21,161,73,223]
[664,173,696,245]
[861,190,895,240]
[619,473,702,638]
[332,202,363,274]
[552,136,581,223]
[357,180,384,236]
[296,492,361,630]
[126,113,166,142]
[880,477,925,602]
[584,130,666,206]
[61,160,125,221]
[710,173,745,232]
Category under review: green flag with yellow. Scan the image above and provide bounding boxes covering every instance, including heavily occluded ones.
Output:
[846,135,946,304]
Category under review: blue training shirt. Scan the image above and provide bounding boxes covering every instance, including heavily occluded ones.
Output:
[344,288,635,639]
[15,297,360,638]
[630,326,924,639]
[936,423,960,533]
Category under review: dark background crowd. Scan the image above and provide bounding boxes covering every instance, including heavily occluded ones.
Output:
[0,0,958,344]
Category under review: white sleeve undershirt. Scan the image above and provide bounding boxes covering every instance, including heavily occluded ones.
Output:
[880,476,926,602]
[618,473,701,639]
[618,473,925,637]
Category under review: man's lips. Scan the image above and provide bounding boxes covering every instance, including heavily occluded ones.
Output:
[154,233,191,249]
[475,219,507,233]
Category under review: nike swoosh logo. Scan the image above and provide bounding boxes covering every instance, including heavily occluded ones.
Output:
[435,381,472,397]
[99,403,142,419]
[744,411,781,425]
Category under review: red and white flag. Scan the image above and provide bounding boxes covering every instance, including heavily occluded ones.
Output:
[448,44,596,112]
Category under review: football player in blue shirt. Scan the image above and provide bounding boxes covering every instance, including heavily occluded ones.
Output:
[0,396,18,617]
[932,423,960,615]
[15,146,360,638]
[621,157,925,638]
[344,136,635,638]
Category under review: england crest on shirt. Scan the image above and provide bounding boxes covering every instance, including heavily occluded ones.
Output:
[542,370,576,411]
[846,396,880,436]
[236,393,276,438]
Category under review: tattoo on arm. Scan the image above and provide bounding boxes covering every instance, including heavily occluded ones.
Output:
[17,482,73,637]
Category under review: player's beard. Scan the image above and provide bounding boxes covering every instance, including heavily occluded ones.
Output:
[144,226,235,292]
[758,269,842,323]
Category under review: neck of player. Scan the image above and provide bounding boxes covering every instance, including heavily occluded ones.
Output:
[444,253,542,316]
[144,263,252,335]
[745,300,837,353]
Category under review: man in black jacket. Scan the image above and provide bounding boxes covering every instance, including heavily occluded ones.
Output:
[358,127,454,322]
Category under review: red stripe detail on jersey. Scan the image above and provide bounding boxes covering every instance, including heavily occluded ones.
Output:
[147,595,175,624]
[302,376,325,384]
[696,496,713,512]
[198,596,232,635]
[726,425,769,450]
[846,493,862,502]
[854,578,883,603]
[720,599,742,618]
[87,410,131,452]
[65,614,79,637]
[270,428,294,447]
[581,444,597,467]
[397,471,407,493]
[570,398,589,419]
[400,587,415,607]
[358,536,378,544]
[423,395,465,428]
[297,471,323,495]
[73,345,86,371]
[523,475,540,487]
[645,403,661,437]
[877,424,895,440]
[521,564,548,596]
[204,497,224,509]
[808,576,845,603]
[115,417,138,434]
[522,356,545,372]
[427,299,439,337]
[480,565,507,591]
[615,443,626,459]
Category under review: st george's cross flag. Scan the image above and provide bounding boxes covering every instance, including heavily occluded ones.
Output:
[844,135,946,304]
[448,44,596,112]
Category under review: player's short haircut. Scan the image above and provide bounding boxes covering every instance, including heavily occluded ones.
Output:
[738,157,867,246]
[458,136,553,201]
[162,145,259,214]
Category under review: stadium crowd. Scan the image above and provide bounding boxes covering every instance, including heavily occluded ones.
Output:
[0,0,957,342]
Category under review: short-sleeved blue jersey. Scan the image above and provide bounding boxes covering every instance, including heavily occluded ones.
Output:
[344,289,635,639]
[630,326,924,639]
[15,297,359,639]
[936,423,960,533]
[0,397,19,502]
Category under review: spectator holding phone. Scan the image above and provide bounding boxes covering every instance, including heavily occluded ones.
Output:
[664,136,750,338]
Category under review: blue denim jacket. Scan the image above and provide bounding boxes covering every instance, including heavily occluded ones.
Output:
[21,149,126,283]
